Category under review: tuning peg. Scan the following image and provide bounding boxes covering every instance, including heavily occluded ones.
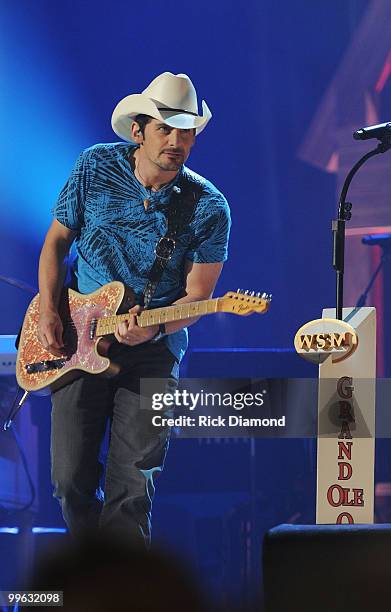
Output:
[250,291,255,296]
[256,292,261,297]
[244,290,249,295]
[237,288,242,294]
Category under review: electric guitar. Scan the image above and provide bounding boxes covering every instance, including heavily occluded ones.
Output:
[16,281,271,392]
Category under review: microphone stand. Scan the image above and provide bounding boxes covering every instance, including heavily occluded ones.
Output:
[332,138,391,320]
[0,273,36,295]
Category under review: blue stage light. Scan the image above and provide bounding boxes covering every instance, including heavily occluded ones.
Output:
[31,527,67,534]
[1,3,90,244]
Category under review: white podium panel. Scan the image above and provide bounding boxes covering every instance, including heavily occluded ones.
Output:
[316,307,376,524]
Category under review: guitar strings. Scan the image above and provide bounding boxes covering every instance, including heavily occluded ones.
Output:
[60,301,215,332]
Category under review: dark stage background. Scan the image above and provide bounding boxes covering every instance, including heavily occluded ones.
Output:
[2,0,362,340]
[3,1,391,610]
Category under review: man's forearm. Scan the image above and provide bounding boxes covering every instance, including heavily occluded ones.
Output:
[159,260,224,336]
[38,238,70,313]
[162,292,211,335]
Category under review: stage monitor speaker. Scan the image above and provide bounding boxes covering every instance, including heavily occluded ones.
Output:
[263,523,391,611]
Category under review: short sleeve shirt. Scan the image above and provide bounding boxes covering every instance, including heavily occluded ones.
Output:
[52,143,231,361]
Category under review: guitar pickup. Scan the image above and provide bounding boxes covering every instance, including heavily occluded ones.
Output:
[25,359,67,374]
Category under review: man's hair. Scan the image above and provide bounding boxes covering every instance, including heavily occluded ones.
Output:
[133,114,153,136]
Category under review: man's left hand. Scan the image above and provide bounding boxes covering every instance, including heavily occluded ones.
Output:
[114,305,159,346]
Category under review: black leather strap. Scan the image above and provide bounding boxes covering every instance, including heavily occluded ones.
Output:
[142,171,204,309]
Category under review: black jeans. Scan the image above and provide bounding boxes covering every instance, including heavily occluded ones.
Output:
[50,340,178,546]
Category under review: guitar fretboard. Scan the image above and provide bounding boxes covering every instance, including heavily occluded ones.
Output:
[95,298,220,337]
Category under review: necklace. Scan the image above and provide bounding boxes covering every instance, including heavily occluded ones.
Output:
[134,153,168,193]
[135,162,156,191]
[134,156,161,210]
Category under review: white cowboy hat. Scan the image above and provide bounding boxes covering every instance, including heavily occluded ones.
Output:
[111,72,212,142]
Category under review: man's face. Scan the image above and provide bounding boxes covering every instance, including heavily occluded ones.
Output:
[135,119,196,172]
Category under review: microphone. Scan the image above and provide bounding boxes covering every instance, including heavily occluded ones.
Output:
[353,122,391,141]
[362,233,391,247]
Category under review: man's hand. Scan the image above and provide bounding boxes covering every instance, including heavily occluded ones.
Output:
[37,309,66,357]
[114,305,159,346]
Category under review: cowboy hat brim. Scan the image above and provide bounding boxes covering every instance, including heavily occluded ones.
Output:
[111,94,212,142]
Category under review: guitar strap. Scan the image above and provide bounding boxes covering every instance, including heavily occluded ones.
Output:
[13,169,203,352]
[141,170,204,309]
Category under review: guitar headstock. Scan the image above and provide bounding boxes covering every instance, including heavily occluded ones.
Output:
[218,289,272,316]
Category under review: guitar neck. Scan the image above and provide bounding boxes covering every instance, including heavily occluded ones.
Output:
[95,298,220,337]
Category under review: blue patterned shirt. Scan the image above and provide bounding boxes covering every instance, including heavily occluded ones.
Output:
[52,142,231,361]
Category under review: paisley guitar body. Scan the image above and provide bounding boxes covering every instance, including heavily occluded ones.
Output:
[16,281,136,392]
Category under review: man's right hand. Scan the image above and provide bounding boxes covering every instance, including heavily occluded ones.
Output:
[37,310,66,357]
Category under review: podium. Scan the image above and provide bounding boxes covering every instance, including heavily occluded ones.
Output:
[294,307,376,523]
[316,307,376,524]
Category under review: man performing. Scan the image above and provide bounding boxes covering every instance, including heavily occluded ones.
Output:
[37,72,231,545]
